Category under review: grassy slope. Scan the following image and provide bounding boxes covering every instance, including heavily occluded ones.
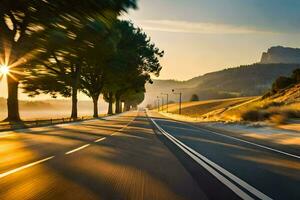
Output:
[164,97,256,118]
[160,82,300,124]
[205,83,300,122]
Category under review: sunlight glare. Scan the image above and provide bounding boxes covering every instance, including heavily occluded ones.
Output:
[0,64,10,75]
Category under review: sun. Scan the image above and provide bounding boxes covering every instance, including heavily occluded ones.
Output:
[0,64,10,75]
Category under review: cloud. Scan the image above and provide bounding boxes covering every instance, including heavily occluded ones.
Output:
[135,20,274,34]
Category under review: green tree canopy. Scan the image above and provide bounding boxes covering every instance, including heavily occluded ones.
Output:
[1,0,136,121]
[103,21,164,113]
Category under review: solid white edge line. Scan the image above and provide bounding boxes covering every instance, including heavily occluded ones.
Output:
[156,118,300,160]
[0,156,55,179]
[194,125,300,160]
[95,137,106,143]
[65,144,90,155]
[150,117,273,200]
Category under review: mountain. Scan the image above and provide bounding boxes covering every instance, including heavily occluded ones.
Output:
[260,46,300,64]
[144,63,300,106]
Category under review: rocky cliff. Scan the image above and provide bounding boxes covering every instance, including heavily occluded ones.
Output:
[260,46,300,64]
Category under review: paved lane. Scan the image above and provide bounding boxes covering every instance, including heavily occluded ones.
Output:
[148,111,300,200]
[0,111,206,200]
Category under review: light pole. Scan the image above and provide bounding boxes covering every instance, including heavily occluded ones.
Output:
[156,96,160,112]
[161,96,164,112]
[172,89,182,115]
[161,93,169,113]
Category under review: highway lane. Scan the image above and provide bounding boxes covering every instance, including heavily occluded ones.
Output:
[148,111,300,200]
[0,111,206,200]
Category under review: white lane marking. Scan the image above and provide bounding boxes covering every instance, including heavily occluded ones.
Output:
[0,156,55,179]
[155,118,300,160]
[150,118,273,200]
[65,144,90,155]
[0,113,136,179]
[65,117,135,154]
[95,137,106,143]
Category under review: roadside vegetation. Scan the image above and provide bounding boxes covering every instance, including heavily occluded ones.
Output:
[0,1,163,122]
[165,97,255,118]
[239,69,300,124]
[164,69,300,125]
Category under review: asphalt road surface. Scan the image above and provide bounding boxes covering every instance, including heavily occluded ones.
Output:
[148,111,300,200]
[0,110,299,200]
[0,111,206,200]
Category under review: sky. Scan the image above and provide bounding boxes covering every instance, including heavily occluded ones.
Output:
[1,0,300,100]
[125,0,300,80]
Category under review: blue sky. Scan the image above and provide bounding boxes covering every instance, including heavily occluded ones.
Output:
[125,0,300,80]
[131,0,300,33]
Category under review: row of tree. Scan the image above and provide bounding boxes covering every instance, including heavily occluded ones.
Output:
[0,0,163,121]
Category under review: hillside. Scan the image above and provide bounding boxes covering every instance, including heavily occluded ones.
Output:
[145,63,300,105]
[157,83,300,125]
[165,97,255,118]
[203,83,300,122]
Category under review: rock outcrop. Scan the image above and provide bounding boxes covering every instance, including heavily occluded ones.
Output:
[260,46,300,64]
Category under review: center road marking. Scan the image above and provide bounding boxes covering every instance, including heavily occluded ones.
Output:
[0,114,137,179]
[0,156,55,179]
[65,144,91,155]
[65,118,136,154]
[149,117,273,200]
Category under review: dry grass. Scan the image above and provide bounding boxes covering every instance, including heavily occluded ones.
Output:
[160,93,300,124]
[240,102,300,123]
[161,97,256,118]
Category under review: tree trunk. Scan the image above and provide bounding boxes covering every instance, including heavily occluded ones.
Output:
[5,76,21,122]
[71,86,78,119]
[108,92,113,115]
[124,102,131,112]
[115,95,121,114]
[92,96,99,118]
[71,65,81,119]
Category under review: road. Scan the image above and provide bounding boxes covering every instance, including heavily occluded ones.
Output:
[148,111,300,200]
[0,111,206,200]
[0,110,299,200]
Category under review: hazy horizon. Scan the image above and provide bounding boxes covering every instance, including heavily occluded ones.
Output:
[1,0,300,100]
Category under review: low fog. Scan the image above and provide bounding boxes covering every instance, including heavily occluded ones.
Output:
[0,98,109,121]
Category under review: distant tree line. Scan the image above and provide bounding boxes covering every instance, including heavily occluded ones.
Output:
[0,1,164,121]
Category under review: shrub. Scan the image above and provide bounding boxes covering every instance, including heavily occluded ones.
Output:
[269,114,287,125]
[284,110,300,118]
[146,104,153,110]
[292,69,300,83]
[190,94,199,101]
[261,102,284,109]
[241,110,268,121]
[272,76,295,93]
